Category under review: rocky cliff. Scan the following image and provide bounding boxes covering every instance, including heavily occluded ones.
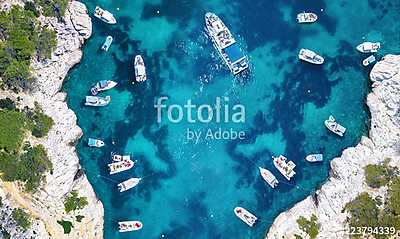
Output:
[266,54,400,239]
[0,1,104,238]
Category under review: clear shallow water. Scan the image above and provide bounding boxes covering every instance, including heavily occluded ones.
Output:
[64,0,400,238]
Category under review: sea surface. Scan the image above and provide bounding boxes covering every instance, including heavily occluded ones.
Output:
[64,0,400,238]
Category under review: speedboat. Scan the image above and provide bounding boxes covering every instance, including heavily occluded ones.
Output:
[108,159,134,175]
[324,115,346,137]
[91,80,117,95]
[205,12,249,75]
[118,178,141,192]
[234,207,257,227]
[101,36,113,51]
[88,138,104,147]
[94,6,116,24]
[258,167,279,188]
[111,152,131,162]
[362,55,376,66]
[356,42,380,53]
[297,12,317,23]
[298,49,324,64]
[85,96,110,106]
[273,155,296,181]
[306,154,323,163]
[118,221,142,232]
[134,55,146,82]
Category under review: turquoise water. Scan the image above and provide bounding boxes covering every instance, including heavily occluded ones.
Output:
[64,0,400,238]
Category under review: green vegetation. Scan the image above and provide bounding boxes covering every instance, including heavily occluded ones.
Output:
[0,98,16,110]
[0,109,27,152]
[364,160,395,188]
[64,190,88,213]
[57,220,73,234]
[12,209,31,230]
[296,214,320,239]
[76,215,84,222]
[1,228,11,239]
[25,102,54,138]
[294,235,303,239]
[34,0,69,18]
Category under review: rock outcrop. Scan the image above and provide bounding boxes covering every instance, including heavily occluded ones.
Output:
[266,55,400,239]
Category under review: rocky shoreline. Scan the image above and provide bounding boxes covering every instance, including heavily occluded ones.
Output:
[266,54,400,238]
[0,1,104,238]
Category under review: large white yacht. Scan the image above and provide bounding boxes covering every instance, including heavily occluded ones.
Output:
[273,155,296,181]
[258,167,279,188]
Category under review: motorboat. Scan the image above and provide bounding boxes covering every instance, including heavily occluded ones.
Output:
[356,42,380,53]
[118,221,142,232]
[134,55,146,82]
[273,155,296,181]
[234,207,257,227]
[108,159,134,175]
[91,80,117,95]
[297,12,317,23]
[101,36,113,51]
[94,6,116,24]
[324,115,346,137]
[87,138,104,147]
[85,96,110,106]
[298,49,324,64]
[258,167,279,188]
[118,177,141,192]
[362,55,376,66]
[205,12,249,75]
[306,154,323,163]
[111,152,131,162]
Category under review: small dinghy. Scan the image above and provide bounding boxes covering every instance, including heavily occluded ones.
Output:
[234,207,257,227]
[118,177,141,192]
[118,221,142,232]
[258,167,279,188]
[111,152,131,162]
[94,6,116,24]
[362,55,376,66]
[324,115,346,137]
[91,80,117,95]
[298,49,324,64]
[101,36,113,51]
[85,96,110,106]
[306,154,323,163]
[297,12,317,23]
[134,55,146,82]
[88,138,104,147]
[108,159,134,175]
[356,42,380,53]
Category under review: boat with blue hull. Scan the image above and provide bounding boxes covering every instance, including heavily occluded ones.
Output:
[87,138,104,147]
[101,36,113,51]
[85,96,110,106]
[306,154,323,163]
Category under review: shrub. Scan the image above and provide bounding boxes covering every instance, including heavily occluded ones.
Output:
[0,98,15,110]
[57,220,73,234]
[296,214,320,239]
[76,215,84,222]
[64,190,88,213]
[0,109,26,152]
[365,163,395,188]
[12,209,31,230]
[25,102,54,138]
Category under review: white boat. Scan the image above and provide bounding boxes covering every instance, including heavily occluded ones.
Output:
[298,49,324,64]
[101,36,113,51]
[324,115,346,137]
[356,42,380,53]
[108,159,134,175]
[273,155,296,181]
[91,80,117,95]
[258,167,279,188]
[111,152,131,162]
[297,12,317,23]
[118,221,142,232]
[205,12,249,75]
[362,55,376,66]
[87,138,104,147]
[118,177,141,192]
[85,96,110,106]
[306,154,323,163]
[134,55,146,82]
[94,6,116,24]
[234,207,257,227]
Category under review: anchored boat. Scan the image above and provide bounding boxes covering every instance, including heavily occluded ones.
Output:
[297,12,317,23]
[108,159,134,175]
[85,96,110,106]
[118,177,141,192]
[356,42,380,53]
[205,12,248,75]
[87,138,104,147]
[234,207,257,227]
[325,115,346,137]
[134,55,146,82]
[258,167,279,188]
[118,221,142,232]
[94,6,116,24]
[91,80,117,95]
[111,152,131,162]
[273,155,296,181]
[306,154,323,163]
[298,49,324,64]
[362,55,376,66]
[101,36,113,51]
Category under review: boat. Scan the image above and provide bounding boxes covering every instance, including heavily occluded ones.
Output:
[87,138,104,147]
[101,36,113,51]
[362,55,376,66]
[298,49,324,64]
[118,177,141,192]
[111,152,131,162]
[258,167,279,188]
[134,55,146,82]
[324,115,346,137]
[108,159,134,175]
[234,207,257,227]
[297,12,318,23]
[91,80,117,95]
[273,155,296,181]
[306,154,323,163]
[118,221,142,232]
[356,42,380,53]
[85,96,110,106]
[94,6,116,24]
[205,12,249,75]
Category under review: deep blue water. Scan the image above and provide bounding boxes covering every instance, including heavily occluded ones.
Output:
[64,0,400,238]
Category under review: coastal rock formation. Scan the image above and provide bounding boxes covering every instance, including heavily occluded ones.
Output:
[0,1,104,238]
[266,55,400,239]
